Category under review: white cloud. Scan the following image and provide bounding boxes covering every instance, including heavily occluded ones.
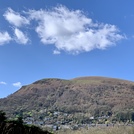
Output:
[3,5,125,54]
[12,82,22,88]
[3,8,30,27]
[0,81,7,85]
[53,50,61,55]
[27,5,124,54]
[0,31,12,45]
[14,28,29,44]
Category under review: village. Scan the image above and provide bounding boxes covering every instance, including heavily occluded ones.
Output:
[22,109,132,131]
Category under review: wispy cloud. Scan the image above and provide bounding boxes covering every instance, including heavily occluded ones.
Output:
[2,5,125,54]
[12,82,22,88]
[0,31,12,45]
[3,8,30,27]
[53,50,61,55]
[14,28,29,44]
[0,81,7,85]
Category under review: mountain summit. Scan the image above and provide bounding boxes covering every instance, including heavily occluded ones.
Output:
[0,76,134,122]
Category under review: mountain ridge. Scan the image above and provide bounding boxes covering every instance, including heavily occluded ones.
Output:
[0,76,134,124]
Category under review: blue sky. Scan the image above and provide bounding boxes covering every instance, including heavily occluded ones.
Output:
[0,0,134,98]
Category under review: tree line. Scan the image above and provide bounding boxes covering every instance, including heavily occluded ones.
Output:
[0,110,52,134]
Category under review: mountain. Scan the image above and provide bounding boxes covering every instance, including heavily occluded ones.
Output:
[0,76,134,124]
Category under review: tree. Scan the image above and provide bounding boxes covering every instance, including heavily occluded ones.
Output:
[0,110,7,122]
[16,116,23,124]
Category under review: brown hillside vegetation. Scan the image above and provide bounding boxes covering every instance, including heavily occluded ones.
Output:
[57,126,134,134]
[0,76,134,120]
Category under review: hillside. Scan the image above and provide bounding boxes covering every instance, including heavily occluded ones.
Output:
[0,76,134,125]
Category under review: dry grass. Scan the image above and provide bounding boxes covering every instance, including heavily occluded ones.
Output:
[56,126,134,134]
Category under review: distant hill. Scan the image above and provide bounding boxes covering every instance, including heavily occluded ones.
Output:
[0,76,134,123]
